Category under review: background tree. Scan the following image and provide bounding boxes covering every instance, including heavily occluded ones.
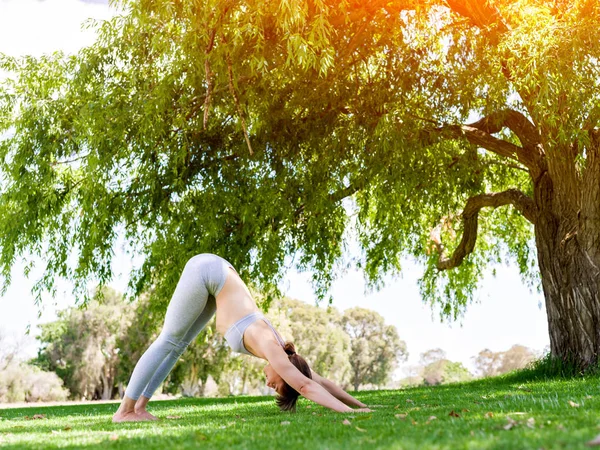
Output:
[473,345,538,378]
[272,297,351,384]
[0,362,69,403]
[115,292,160,395]
[0,331,68,403]
[0,331,21,371]
[2,0,599,369]
[341,307,407,390]
[167,322,231,397]
[419,348,447,367]
[418,348,473,386]
[35,288,132,400]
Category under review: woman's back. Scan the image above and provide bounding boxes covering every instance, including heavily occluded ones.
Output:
[214,265,261,335]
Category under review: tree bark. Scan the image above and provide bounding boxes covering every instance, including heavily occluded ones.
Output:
[534,168,600,369]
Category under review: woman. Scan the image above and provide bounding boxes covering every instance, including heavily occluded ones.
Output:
[113,254,370,422]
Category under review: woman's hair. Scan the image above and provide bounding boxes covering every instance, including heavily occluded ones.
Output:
[276,342,312,412]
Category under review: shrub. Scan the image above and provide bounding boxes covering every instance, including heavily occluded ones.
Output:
[0,363,69,403]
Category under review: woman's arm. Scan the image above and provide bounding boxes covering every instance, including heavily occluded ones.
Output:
[263,341,354,412]
[311,370,367,408]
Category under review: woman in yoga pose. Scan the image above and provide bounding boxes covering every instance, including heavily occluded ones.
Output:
[113,253,370,422]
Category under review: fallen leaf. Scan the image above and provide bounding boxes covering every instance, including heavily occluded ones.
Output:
[395,414,407,420]
[411,419,418,425]
[355,426,367,432]
[342,419,351,426]
[166,415,182,419]
[312,412,317,415]
[569,400,580,408]
[426,416,437,424]
[353,414,373,422]
[587,433,600,446]
[25,414,46,420]
[109,434,119,441]
[461,409,470,413]
[527,418,535,429]
[394,404,400,409]
[406,399,414,404]
[504,417,517,431]
[484,412,494,418]
[63,426,72,431]
[306,405,312,409]
[280,421,290,426]
[449,410,461,418]
[586,395,593,400]
[195,432,208,441]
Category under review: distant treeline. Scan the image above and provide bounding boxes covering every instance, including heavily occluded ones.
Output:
[0,288,538,403]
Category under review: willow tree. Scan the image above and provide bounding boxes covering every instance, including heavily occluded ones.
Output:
[1,0,599,368]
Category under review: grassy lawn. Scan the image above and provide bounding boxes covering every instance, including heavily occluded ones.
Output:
[1,375,600,449]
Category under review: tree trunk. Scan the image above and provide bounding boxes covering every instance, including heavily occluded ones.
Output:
[99,370,113,400]
[535,171,600,369]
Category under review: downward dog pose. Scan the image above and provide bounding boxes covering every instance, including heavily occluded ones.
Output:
[113,253,369,422]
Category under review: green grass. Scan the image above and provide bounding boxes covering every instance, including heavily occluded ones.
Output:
[1,375,600,449]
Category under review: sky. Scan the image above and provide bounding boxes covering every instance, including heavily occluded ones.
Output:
[0,0,550,376]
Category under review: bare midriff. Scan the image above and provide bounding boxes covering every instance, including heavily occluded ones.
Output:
[214,267,261,336]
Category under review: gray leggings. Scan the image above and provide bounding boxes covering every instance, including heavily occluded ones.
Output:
[124,254,232,400]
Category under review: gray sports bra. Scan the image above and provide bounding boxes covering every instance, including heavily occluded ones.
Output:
[224,311,285,356]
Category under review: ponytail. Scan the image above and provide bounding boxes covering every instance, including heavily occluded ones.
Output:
[276,341,312,412]
[283,342,297,356]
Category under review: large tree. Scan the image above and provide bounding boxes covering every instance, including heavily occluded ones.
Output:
[1,0,599,368]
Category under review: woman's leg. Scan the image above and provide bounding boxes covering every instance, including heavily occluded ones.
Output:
[137,295,216,402]
[113,255,225,422]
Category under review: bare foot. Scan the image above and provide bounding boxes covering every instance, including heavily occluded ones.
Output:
[135,409,158,421]
[112,410,152,423]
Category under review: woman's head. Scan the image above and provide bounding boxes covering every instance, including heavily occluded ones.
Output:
[263,342,311,412]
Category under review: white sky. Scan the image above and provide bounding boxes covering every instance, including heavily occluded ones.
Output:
[0,0,550,376]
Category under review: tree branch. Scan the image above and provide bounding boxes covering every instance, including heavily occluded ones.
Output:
[455,125,523,162]
[420,109,545,172]
[430,189,537,271]
[467,109,540,150]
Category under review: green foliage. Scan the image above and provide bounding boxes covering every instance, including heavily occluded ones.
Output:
[2,0,599,326]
